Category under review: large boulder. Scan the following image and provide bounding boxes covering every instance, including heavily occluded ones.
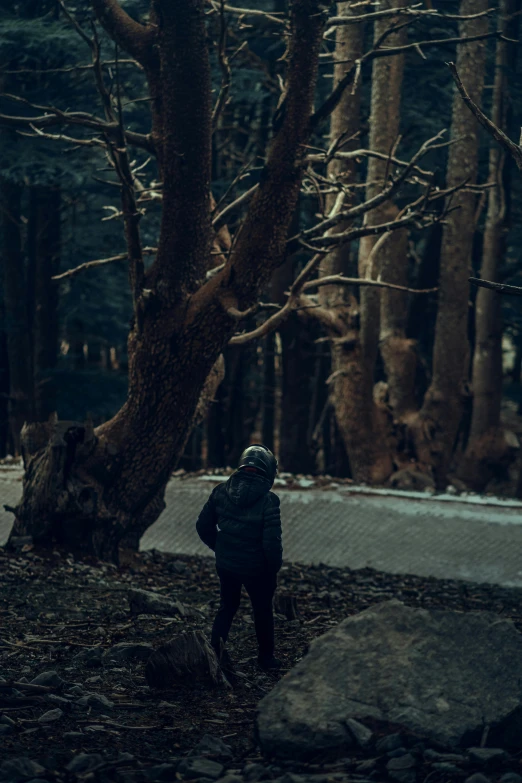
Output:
[257,600,522,759]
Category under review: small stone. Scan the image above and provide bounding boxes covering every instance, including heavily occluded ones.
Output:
[356,759,378,772]
[67,685,85,697]
[144,763,178,781]
[77,693,114,710]
[86,675,102,684]
[63,731,85,741]
[467,748,508,764]
[128,588,187,618]
[465,775,491,783]
[0,758,46,782]
[189,734,233,760]
[44,693,69,705]
[217,776,243,783]
[66,753,104,773]
[376,734,404,754]
[177,757,224,780]
[500,775,522,783]
[30,670,64,688]
[74,647,103,667]
[387,748,409,758]
[345,718,372,748]
[243,763,271,781]
[432,763,460,773]
[386,754,417,783]
[38,708,63,723]
[103,642,155,662]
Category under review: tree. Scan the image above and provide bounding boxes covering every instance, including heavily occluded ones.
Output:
[1,0,491,559]
[459,0,521,491]
[410,0,489,489]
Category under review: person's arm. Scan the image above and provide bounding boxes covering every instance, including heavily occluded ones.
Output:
[196,488,219,551]
[262,492,283,572]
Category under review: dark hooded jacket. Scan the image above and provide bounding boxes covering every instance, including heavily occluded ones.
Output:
[196,471,283,575]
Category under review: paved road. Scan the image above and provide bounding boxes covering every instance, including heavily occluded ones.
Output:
[2,468,522,587]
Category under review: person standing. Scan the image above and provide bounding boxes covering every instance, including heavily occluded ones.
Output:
[196,444,283,671]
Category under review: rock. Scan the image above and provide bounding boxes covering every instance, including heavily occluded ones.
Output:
[66,753,104,773]
[432,763,460,773]
[103,642,155,663]
[217,776,243,783]
[177,758,225,780]
[189,734,233,760]
[345,718,372,748]
[386,754,417,783]
[77,693,114,710]
[257,601,522,757]
[243,763,270,781]
[63,731,85,740]
[0,758,46,783]
[67,685,85,697]
[144,764,179,781]
[356,759,378,772]
[387,748,409,759]
[128,588,186,617]
[465,776,491,783]
[145,632,229,689]
[0,724,14,736]
[376,734,404,754]
[86,675,103,684]
[424,750,466,763]
[73,647,103,667]
[44,693,69,705]
[467,748,508,764]
[37,708,63,723]
[500,775,522,783]
[30,670,64,688]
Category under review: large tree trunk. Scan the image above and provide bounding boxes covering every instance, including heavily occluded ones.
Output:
[9,0,326,559]
[321,0,405,483]
[1,180,33,455]
[458,0,520,491]
[412,0,488,489]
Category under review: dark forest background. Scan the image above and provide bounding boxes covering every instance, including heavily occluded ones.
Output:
[1,0,521,489]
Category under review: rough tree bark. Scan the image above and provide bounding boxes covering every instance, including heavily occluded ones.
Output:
[1,180,33,455]
[317,0,405,483]
[458,0,520,491]
[411,0,488,489]
[8,0,327,560]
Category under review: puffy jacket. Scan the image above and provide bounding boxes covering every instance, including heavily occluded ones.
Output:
[196,471,283,575]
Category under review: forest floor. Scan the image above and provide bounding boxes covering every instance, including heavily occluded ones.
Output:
[2,545,522,783]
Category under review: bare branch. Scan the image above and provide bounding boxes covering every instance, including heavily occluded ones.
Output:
[210,2,287,25]
[52,248,157,282]
[212,0,233,127]
[300,130,449,241]
[307,148,432,178]
[469,277,522,296]
[0,94,154,153]
[212,183,258,229]
[448,61,522,171]
[329,6,493,25]
[311,30,505,129]
[302,275,437,294]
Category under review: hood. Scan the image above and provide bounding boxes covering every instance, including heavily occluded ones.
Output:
[225,470,272,508]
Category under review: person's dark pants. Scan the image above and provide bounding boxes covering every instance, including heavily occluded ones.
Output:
[211,567,277,660]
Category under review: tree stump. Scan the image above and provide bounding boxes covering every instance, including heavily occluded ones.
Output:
[274,592,299,621]
[145,631,231,689]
